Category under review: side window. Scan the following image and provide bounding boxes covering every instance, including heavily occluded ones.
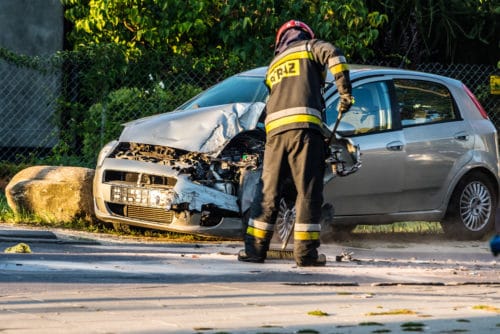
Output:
[325,81,393,135]
[394,79,457,127]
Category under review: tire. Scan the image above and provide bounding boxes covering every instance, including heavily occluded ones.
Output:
[274,199,354,243]
[442,173,497,240]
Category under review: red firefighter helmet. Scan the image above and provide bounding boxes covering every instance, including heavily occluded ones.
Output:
[275,20,315,49]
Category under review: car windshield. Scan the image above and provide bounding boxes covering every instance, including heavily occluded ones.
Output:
[178,75,268,110]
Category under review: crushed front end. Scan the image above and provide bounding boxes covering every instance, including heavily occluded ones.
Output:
[93,103,267,238]
[93,139,264,237]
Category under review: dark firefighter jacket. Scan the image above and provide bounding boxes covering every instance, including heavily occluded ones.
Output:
[264,39,351,137]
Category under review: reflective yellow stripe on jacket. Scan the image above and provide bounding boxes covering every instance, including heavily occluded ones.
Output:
[328,55,349,75]
[329,63,349,75]
[265,114,322,133]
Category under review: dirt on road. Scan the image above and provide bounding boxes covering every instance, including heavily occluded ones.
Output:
[1,223,499,334]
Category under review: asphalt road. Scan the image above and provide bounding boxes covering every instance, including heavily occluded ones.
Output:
[0,223,499,334]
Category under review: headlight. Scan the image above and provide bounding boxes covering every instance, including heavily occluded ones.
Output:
[96,140,118,167]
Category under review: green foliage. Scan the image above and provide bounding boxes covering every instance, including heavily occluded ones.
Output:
[62,0,388,65]
[0,162,28,179]
[307,310,329,317]
[4,1,495,168]
[45,1,390,166]
[62,0,216,58]
[51,1,390,166]
[373,0,500,64]
[82,83,201,163]
[0,47,49,71]
[354,222,443,234]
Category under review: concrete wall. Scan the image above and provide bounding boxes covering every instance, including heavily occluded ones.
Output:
[0,0,64,152]
[0,0,64,56]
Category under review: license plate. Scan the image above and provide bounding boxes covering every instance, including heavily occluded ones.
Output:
[111,185,173,208]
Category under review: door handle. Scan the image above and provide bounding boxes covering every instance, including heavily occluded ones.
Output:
[387,141,404,151]
[454,133,469,141]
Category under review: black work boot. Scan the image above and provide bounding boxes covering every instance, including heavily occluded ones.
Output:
[238,250,265,263]
[296,254,327,267]
[294,239,324,266]
[238,233,270,263]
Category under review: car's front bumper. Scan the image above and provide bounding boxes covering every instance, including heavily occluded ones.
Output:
[93,158,244,238]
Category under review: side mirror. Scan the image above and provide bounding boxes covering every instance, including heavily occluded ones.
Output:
[335,121,356,137]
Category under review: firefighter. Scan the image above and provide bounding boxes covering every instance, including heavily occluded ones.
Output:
[238,20,354,266]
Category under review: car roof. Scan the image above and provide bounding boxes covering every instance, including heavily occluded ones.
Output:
[238,65,460,86]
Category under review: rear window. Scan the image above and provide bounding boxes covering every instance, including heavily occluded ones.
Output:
[395,79,457,127]
[178,75,268,110]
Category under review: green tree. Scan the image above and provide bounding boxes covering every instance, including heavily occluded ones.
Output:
[57,0,388,164]
[368,0,500,64]
[62,0,387,65]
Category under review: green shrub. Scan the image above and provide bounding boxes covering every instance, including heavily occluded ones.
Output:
[82,83,201,164]
[0,162,28,179]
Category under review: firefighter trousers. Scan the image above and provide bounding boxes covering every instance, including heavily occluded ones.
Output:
[244,128,326,265]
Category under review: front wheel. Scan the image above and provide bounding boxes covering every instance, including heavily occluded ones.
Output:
[442,173,497,240]
[275,197,296,244]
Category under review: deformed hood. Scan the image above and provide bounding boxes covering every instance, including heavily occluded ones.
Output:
[120,102,265,156]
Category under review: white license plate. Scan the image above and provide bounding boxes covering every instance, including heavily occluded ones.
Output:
[111,186,172,208]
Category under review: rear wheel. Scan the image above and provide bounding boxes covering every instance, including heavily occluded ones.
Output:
[442,173,497,240]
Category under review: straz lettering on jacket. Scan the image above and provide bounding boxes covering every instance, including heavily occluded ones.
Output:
[266,50,312,89]
[267,59,300,88]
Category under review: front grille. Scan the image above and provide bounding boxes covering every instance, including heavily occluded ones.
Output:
[104,170,177,187]
[106,202,174,225]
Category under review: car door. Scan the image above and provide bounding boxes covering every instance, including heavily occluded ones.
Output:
[393,77,474,212]
[323,79,405,215]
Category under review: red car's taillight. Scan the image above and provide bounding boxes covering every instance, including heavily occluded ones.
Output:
[463,84,489,119]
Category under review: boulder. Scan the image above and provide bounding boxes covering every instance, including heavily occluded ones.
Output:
[5,166,95,223]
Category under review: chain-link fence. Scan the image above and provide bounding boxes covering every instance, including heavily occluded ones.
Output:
[1,53,499,166]
[0,61,61,159]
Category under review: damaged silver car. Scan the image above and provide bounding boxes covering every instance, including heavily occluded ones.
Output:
[93,66,500,240]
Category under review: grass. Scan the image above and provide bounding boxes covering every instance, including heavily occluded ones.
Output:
[307,310,329,316]
[472,305,500,314]
[4,242,32,253]
[366,309,417,316]
[0,187,443,241]
[353,222,443,234]
[0,191,222,242]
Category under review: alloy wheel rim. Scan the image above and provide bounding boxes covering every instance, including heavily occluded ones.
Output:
[459,181,491,231]
[276,198,296,241]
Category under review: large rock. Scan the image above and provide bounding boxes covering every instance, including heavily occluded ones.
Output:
[5,166,95,223]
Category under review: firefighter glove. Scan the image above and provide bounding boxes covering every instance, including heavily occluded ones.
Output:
[338,94,354,114]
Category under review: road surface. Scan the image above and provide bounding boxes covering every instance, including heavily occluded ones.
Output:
[0,223,499,333]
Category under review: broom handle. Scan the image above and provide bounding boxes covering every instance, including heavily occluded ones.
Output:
[329,109,344,143]
[281,224,294,250]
